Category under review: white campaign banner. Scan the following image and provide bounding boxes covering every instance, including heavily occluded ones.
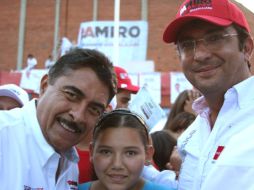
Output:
[139,72,161,104]
[20,69,47,93]
[77,21,148,66]
[170,72,193,104]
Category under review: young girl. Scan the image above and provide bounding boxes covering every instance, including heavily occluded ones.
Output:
[78,108,172,190]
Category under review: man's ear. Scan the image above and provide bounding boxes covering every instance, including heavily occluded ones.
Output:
[243,36,254,62]
[89,142,94,163]
[39,74,49,97]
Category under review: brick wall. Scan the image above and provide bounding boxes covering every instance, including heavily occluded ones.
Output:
[1,0,253,71]
[1,0,254,107]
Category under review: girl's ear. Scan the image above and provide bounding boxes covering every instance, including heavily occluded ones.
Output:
[39,74,49,97]
[145,135,154,164]
[89,142,94,163]
[145,145,154,164]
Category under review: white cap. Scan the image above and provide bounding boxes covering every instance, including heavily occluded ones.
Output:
[0,84,29,106]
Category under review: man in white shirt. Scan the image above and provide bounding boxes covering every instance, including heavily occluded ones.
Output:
[0,48,117,189]
[26,54,38,70]
[44,55,55,69]
[163,0,254,189]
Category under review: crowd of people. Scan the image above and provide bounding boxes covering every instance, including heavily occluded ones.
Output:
[0,0,253,189]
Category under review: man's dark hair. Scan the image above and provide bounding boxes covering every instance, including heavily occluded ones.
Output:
[48,48,117,103]
[233,23,250,51]
[233,24,251,69]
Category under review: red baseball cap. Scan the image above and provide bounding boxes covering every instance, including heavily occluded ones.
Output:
[163,0,250,43]
[114,66,140,94]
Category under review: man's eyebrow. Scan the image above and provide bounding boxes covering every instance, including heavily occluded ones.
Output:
[178,27,225,41]
[63,86,84,97]
[206,27,225,34]
[63,85,107,109]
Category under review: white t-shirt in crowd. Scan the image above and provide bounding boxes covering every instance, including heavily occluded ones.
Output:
[27,57,37,70]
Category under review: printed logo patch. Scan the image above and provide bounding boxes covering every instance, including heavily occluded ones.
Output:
[67,180,78,190]
[213,146,225,160]
[180,0,212,16]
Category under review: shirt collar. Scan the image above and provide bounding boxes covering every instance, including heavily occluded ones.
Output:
[192,76,254,115]
[192,96,209,117]
[232,76,254,109]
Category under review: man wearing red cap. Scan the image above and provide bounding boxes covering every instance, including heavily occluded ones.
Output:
[114,66,139,108]
[163,0,253,189]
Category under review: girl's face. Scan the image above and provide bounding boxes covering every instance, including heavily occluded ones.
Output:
[90,127,149,190]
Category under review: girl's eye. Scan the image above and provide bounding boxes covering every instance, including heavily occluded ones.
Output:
[99,149,112,156]
[126,151,137,157]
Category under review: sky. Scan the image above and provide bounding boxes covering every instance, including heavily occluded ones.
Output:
[235,0,254,13]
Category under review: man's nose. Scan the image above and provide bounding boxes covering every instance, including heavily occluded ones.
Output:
[70,103,87,123]
[194,40,211,60]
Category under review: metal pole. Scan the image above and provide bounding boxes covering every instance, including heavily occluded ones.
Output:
[53,0,61,61]
[64,0,69,36]
[16,0,27,70]
[113,0,120,66]
[93,0,98,21]
[141,0,148,20]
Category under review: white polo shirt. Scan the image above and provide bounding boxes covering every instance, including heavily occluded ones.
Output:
[0,99,79,190]
[177,76,254,190]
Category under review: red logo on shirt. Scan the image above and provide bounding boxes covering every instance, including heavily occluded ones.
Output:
[67,180,78,190]
[213,146,225,160]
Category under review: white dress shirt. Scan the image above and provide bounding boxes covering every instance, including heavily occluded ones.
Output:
[0,99,79,190]
[177,76,254,190]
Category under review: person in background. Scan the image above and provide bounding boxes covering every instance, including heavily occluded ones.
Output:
[150,130,177,171]
[25,54,37,70]
[44,55,55,69]
[142,130,178,189]
[163,0,254,189]
[0,84,29,110]
[164,111,196,139]
[78,109,172,190]
[114,66,139,108]
[163,112,196,181]
[0,48,117,189]
[161,90,199,183]
[165,89,200,129]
